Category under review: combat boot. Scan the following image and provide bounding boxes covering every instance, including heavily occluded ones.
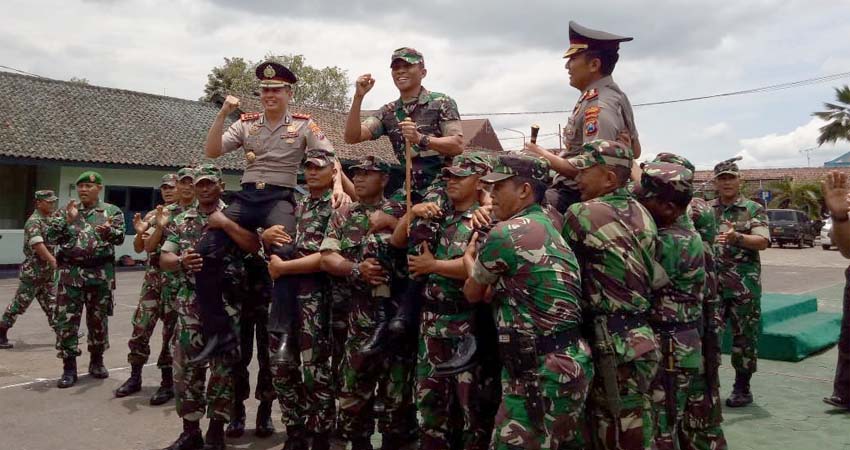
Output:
[57,357,78,388]
[162,419,204,450]
[115,363,143,397]
[272,331,298,365]
[0,323,13,349]
[726,370,754,407]
[88,352,109,379]
[433,334,477,377]
[225,401,246,438]
[388,280,424,335]
[283,424,309,450]
[189,331,240,365]
[360,298,392,357]
[150,367,175,405]
[254,400,275,438]
[203,418,226,450]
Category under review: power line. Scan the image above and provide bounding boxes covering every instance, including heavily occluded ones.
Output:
[462,71,850,117]
[0,64,46,78]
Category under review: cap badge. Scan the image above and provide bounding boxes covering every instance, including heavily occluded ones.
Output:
[263,65,276,79]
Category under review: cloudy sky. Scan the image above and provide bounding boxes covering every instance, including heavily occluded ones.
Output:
[4,0,850,169]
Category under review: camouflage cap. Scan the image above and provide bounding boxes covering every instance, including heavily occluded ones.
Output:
[637,162,694,199]
[76,171,103,185]
[567,139,633,170]
[193,164,222,184]
[160,173,178,187]
[714,159,740,178]
[652,152,695,173]
[350,155,391,173]
[34,190,58,202]
[304,148,336,168]
[480,154,550,184]
[391,47,424,65]
[442,153,492,177]
[177,167,195,181]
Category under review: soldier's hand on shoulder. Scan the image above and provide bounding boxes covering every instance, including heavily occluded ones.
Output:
[221,95,240,115]
[355,74,375,98]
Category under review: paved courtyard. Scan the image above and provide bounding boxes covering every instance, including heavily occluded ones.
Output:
[0,246,849,449]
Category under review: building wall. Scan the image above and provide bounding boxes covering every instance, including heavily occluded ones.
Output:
[0,163,242,265]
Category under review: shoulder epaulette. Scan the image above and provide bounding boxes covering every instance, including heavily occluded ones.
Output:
[292,112,311,120]
[582,88,599,102]
[240,112,262,122]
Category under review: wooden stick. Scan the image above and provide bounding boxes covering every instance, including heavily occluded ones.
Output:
[530,124,540,144]
[404,117,414,236]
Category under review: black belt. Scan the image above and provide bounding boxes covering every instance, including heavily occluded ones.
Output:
[650,320,699,334]
[594,311,649,334]
[535,328,582,354]
[423,300,472,315]
[58,254,114,268]
[241,182,293,192]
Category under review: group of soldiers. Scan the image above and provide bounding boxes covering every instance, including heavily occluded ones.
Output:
[0,20,772,450]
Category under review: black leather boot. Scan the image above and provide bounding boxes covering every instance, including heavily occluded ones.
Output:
[225,401,246,438]
[272,331,298,365]
[433,334,477,377]
[283,424,309,450]
[57,357,78,388]
[203,418,226,450]
[360,298,392,357]
[88,353,109,379]
[189,331,240,365]
[150,367,175,405]
[254,400,275,438]
[388,280,424,335]
[0,323,13,349]
[162,419,204,450]
[115,363,143,397]
[726,370,754,407]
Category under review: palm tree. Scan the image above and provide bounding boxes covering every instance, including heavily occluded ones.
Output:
[813,85,850,146]
[767,179,823,218]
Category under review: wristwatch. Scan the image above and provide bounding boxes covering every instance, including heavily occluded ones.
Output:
[349,263,362,281]
[418,134,430,149]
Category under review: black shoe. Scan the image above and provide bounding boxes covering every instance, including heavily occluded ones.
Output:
[283,425,309,450]
[88,353,109,379]
[823,395,850,410]
[254,400,275,438]
[162,430,204,450]
[434,335,477,377]
[203,418,226,450]
[272,332,298,365]
[226,402,246,438]
[0,325,13,349]
[150,367,175,405]
[189,332,239,365]
[115,363,143,397]
[726,371,753,407]
[57,357,78,388]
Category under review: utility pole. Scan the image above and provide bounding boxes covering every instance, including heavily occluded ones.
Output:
[799,146,818,167]
[503,128,526,151]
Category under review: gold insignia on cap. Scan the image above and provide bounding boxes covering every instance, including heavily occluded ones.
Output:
[263,65,276,79]
[89,174,96,182]
[246,151,256,163]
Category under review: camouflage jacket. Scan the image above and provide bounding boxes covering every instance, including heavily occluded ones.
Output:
[47,201,125,288]
[710,195,769,300]
[471,203,583,336]
[688,197,721,328]
[563,187,667,314]
[20,210,56,281]
[294,189,334,258]
[362,87,462,197]
[422,202,480,338]
[142,201,195,278]
[651,223,706,325]
[319,198,404,268]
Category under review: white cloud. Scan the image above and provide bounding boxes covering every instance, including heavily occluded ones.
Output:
[737,117,849,168]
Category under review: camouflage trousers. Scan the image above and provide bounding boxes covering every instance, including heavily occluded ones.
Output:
[234,300,274,404]
[721,295,761,373]
[172,296,238,422]
[492,339,594,450]
[2,274,55,329]
[416,334,489,450]
[126,269,177,369]
[336,321,417,442]
[677,325,727,450]
[272,287,334,433]
[54,282,112,359]
[587,330,660,450]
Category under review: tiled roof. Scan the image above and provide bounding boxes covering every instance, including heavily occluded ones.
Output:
[460,118,503,152]
[694,167,834,184]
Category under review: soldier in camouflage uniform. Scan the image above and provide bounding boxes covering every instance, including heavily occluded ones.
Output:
[159,164,260,450]
[0,190,58,349]
[344,47,466,340]
[115,173,183,404]
[265,149,337,450]
[388,154,493,450]
[562,140,667,450]
[320,156,415,450]
[46,171,125,389]
[652,154,727,450]
[463,155,592,450]
[524,22,640,214]
[709,159,770,408]
[635,162,708,450]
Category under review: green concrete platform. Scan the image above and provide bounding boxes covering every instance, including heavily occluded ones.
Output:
[722,293,842,361]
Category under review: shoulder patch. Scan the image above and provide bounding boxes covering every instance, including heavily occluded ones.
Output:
[240,112,262,122]
[585,119,598,137]
[582,88,599,102]
[584,106,601,120]
[292,113,311,120]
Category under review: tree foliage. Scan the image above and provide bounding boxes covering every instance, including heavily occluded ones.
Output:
[813,85,850,146]
[767,179,823,218]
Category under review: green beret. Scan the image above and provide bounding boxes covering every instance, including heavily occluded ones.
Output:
[76,171,103,185]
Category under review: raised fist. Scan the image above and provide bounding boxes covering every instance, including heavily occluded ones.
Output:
[355,74,376,98]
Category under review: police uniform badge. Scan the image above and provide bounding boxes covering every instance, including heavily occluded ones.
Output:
[263,65,276,79]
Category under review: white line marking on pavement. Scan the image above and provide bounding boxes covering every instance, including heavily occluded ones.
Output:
[0,362,157,390]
